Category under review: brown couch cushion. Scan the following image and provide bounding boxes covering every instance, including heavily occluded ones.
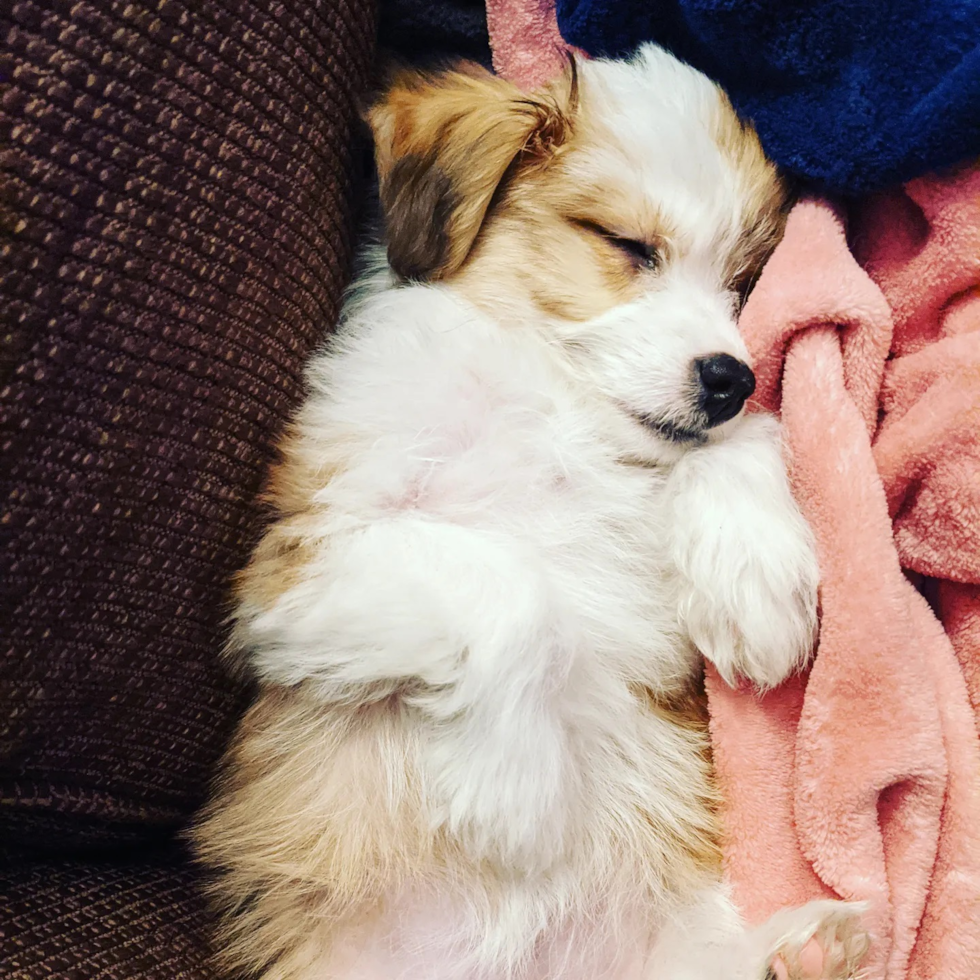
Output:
[0,852,219,979]
[0,0,377,852]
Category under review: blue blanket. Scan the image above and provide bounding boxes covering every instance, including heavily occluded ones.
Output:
[555,0,980,194]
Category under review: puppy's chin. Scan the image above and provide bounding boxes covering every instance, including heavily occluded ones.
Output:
[608,411,704,469]
[634,414,708,447]
[619,404,755,466]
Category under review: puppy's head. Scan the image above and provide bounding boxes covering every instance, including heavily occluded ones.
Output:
[367,45,788,453]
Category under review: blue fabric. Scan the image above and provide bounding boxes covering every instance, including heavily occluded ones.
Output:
[555,0,980,194]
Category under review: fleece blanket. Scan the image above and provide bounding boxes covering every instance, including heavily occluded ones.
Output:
[491,0,980,194]
[485,7,980,977]
[707,175,980,980]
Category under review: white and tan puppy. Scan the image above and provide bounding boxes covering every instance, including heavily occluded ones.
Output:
[194,44,869,980]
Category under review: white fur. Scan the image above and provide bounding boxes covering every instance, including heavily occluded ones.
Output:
[229,43,862,980]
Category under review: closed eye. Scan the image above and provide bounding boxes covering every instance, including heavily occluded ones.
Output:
[608,235,659,270]
[571,219,661,272]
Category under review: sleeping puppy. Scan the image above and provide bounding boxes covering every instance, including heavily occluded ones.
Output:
[194,43,870,980]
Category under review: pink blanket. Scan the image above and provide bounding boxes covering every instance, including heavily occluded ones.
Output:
[486,4,980,976]
[710,179,980,980]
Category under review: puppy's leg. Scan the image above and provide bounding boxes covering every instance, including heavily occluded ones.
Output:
[238,517,575,870]
[665,413,819,688]
[646,888,869,980]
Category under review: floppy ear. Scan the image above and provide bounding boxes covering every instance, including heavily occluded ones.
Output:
[366,63,576,281]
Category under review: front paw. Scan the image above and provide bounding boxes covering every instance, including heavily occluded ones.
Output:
[670,414,819,689]
[677,518,818,690]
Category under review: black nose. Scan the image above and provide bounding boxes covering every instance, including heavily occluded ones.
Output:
[695,354,756,427]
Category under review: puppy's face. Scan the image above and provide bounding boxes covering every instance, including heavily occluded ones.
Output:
[368,46,787,455]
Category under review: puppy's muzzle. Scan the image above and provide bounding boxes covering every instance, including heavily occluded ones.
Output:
[695,354,756,427]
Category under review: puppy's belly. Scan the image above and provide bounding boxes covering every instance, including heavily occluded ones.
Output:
[322,884,649,980]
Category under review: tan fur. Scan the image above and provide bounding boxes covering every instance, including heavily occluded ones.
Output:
[194,687,429,977]
[710,92,789,291]
[633,676,722,877]
[368,65,574,280]
[456,168,660,323]
[229,426,354,617]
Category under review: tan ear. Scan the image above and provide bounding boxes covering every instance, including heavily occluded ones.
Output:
[366,62,575,281]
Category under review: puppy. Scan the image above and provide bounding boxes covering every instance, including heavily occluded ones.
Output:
[194,44,870,980]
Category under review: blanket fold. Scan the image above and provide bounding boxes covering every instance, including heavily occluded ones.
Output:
[708,183,980,980]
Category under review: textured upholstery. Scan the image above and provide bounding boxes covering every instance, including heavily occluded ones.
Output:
[1,0,376,975]
[1,0,376,851]
[0,853,219,980]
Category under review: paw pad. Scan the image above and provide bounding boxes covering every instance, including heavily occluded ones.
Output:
[767,921,869,980]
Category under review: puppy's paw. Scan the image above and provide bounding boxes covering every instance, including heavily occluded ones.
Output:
[755,901,870,980]
[670,413,819,689]
[679,513,818,690]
